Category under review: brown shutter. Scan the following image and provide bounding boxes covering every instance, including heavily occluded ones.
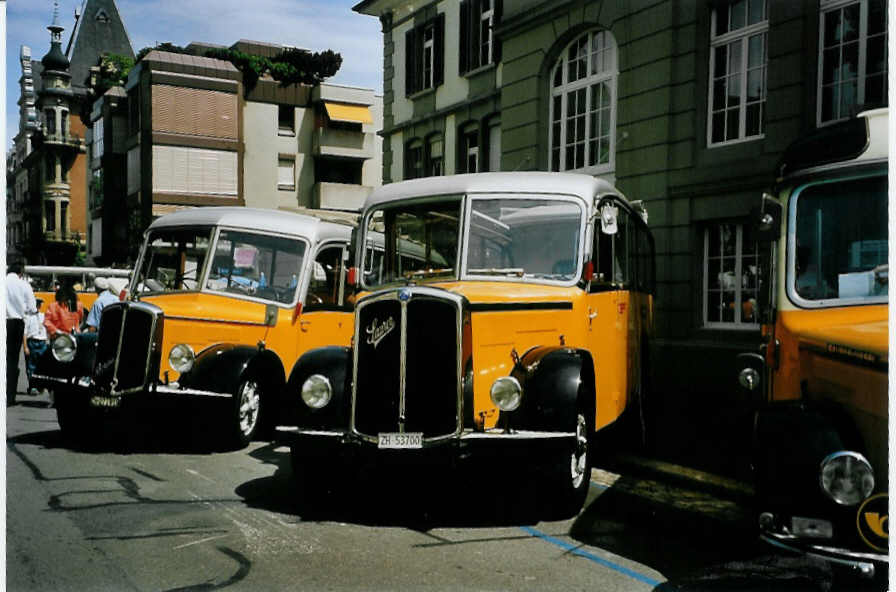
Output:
[151,85,237,139]
[434,13,445,86]
[459,0,470,75]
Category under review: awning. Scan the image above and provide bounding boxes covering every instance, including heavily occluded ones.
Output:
[323,102,372,124]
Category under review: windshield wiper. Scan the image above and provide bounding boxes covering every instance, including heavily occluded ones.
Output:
[467,267,525,277]
[403,268,454,279]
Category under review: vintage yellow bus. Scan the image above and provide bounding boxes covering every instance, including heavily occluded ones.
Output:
[25,265,131,312]
[38,208,355,448]
[278,172,655,517]
[737,108,888,579]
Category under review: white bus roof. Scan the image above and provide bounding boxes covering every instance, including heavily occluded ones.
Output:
[147,207,353,244]
[363,172,625,212]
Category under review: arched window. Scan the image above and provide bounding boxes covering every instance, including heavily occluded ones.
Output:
[549,29,617,174]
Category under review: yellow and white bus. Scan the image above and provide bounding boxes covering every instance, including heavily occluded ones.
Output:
[278,172,655,518]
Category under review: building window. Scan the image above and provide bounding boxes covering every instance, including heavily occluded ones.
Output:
[459,0,502,74]
[549,29,617,173]
[45,155,55,182]
[703,222,760,327]
[93,118,105,159]
[404,139,424,180]
[44,109,56,135]
[405,14,445,95]
[315,156,362,185]
[459,125,479,173]
[818,0,888,124]
[61,111,68,136]
[278,157,296,190]
[708,0,768,145]
[45,200,56,233]
[278,104,295,134]
[60,201,68,237]
[486,118,501,172]
[426,134,443,176]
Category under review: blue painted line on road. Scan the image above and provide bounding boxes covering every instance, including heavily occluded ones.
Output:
[519,525,661,587]
[590,480,608,491]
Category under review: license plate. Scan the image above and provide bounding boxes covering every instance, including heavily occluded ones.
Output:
[378,432,423,449]
[90,395,121,408]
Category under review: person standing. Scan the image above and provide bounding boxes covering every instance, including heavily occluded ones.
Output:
[6,261,37,405]
[85,277,118,332]
[23,296,49,395]
[44,280,85,338]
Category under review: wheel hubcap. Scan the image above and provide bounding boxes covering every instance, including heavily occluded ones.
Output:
[570,413,588,488]
[239,380,260,436]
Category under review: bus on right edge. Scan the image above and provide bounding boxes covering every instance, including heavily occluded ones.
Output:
[737,108,888,581]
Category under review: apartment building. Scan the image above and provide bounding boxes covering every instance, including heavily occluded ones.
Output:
[354,0,888,396]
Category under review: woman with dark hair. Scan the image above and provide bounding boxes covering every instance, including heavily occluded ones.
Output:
[44,280,85,337]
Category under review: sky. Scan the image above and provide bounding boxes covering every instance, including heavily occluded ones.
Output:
[5,0,384,148]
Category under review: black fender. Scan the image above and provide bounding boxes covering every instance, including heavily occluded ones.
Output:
[34,332,98,386]
[507,346,595,433]
[178,343,286,397]
[753,400,863,510]
[282,346,352,430]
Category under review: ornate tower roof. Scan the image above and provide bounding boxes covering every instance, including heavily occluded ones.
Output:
[41,2,70,72]
[65,0,134,92]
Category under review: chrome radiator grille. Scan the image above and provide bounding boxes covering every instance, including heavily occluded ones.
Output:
[93,301,163,394]
[352,288,464,441]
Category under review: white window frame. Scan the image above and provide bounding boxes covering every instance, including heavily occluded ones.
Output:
[93,118,105,159]
[702,222,760,329]
[707,1,768,147]
[423,24,435,91]
[480,1,494,67]
[462,127,479,173]
[548,29,618,175]
[817,0,888,126]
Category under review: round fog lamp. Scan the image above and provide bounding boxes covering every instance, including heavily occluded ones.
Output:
[301,374,332,409]
[51,333,77,363]
[168,344,195,374]
[490,376,522,412]
[820,451,875,506]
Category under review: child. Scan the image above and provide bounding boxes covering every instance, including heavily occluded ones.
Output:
[23,296,49,396]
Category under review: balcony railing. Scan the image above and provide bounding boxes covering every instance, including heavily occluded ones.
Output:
[312,127,372,159]
[41,131,84,149]
[312,181,372,212]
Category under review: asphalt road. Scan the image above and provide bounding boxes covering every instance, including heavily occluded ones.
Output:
[6,393,887,592]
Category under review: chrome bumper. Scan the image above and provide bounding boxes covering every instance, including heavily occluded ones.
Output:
[276,426,575,442]
[760,530,887,578]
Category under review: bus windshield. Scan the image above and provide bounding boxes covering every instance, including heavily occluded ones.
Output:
[134,228,212,294]
[792,174,887,303]
[466,197,583,282]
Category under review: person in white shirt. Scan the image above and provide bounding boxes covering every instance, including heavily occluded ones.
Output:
[86,277,119,332]
[23,296,49,396]
[6,261,36,405]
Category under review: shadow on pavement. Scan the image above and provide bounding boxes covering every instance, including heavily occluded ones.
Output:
[238,445,547,529]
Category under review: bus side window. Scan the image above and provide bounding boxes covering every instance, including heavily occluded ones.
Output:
[614,212,628,284]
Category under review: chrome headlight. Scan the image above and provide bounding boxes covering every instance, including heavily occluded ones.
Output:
[168,344,195,374]
[301,374,332,409]
[51,333,77,363]
[820,451,875,506]
[490,376,522,412]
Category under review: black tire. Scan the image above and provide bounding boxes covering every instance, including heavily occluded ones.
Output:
[229,376,263,448]
[541,410,591,520]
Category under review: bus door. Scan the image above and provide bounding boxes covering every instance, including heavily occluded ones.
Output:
[297,243,353,354]
[585,198,634,431]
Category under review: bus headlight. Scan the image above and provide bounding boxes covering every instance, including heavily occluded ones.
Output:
[301,374,332,409]
[820,451,875,506]
[490,376,522,411]
[168,344,195,374]
[51,333,77,363]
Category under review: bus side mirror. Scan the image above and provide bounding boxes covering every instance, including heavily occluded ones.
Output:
[757,193,782,242]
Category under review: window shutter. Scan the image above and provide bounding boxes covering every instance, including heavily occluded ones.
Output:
[434,13,445,87]
[493,0,503,64]
[405,27,418,95]
[459,0,470,74]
